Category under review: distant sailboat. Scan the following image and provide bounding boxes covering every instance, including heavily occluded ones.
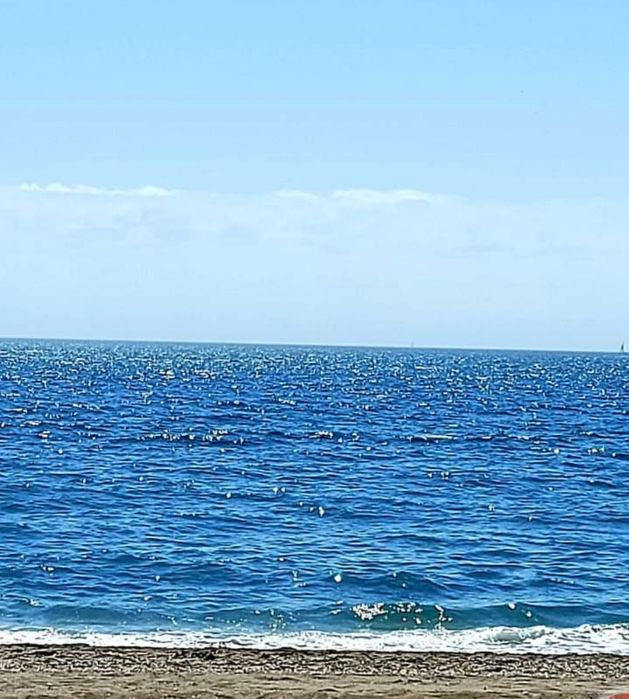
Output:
[621,342,625,353]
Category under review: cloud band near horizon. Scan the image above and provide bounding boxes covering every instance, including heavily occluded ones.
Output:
[1,182,627,350]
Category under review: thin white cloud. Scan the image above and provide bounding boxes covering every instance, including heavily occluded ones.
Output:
[5,182,628,260]
[331,188,438,206]
[19,182,173,197]
[18,183,436,206]
[274,188,438,206]
[274,189,320,201]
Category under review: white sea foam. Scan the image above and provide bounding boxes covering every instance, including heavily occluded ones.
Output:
[1,624,629,655]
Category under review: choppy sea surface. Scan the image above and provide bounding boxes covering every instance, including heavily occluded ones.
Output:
[1,340,628,654]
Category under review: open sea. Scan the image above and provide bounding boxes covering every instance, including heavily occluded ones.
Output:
[0,339,628,654]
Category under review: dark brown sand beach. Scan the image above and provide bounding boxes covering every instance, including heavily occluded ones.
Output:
[0,645,627,698]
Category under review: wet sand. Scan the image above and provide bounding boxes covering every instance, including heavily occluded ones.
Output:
[0,645,627,697]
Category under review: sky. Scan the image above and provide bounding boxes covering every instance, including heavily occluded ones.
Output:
[1,0,628,350]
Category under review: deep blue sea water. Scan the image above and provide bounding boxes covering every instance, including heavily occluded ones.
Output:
[1,340,628,653]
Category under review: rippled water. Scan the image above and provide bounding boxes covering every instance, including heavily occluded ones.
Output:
[1,340,628,652]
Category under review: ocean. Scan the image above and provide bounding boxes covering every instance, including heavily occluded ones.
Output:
[0,339,628,654]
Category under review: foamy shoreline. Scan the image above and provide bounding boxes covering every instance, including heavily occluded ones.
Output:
[3,623,629,655]
[0,645,628,697]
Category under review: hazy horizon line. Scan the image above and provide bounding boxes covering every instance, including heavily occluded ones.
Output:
[0,334,624,355]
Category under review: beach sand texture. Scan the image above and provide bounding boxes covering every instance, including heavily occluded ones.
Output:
[0,646,627,698]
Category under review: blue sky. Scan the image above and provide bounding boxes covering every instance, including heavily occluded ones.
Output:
[1,1,628,349]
